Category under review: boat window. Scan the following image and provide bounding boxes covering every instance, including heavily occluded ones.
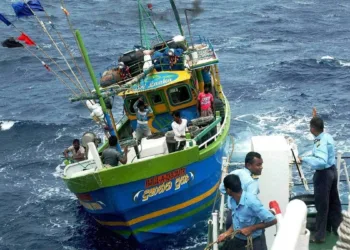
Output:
[150,93,163,105]
[124,97,139,114]
[167,84,192,105]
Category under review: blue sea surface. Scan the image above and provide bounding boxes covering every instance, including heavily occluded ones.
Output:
[1,0,350,249]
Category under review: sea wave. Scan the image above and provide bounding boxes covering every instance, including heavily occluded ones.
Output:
[0,120,17,131]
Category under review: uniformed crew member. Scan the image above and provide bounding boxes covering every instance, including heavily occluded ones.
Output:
[299,116,342,243]
[219,152,262,229]
[218,174,276,250]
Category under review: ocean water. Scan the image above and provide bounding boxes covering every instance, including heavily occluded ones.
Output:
[1,0,350,249]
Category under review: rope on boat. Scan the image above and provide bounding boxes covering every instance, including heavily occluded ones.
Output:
[60,0,94,95]
[10,24,84,95]
[204,230,253,250]
[21,45,80,97]
[42,7,92,94]
[24,1,87,94]
[333,210,350,250]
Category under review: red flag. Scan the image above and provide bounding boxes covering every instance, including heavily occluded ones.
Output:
[17,32,36,46]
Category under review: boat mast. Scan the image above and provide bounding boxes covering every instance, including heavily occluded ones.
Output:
[138,0,167,49]
[75,30,117,138]
[138,0,149,48]
[169,0,184,36]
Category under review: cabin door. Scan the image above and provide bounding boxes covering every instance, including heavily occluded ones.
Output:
[146,90,169,115]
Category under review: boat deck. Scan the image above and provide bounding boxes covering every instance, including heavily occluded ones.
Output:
[125,135,169,164]
[309,232,338,250]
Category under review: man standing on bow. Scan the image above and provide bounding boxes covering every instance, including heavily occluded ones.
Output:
[197,84,214,117]
[133,97,153,144]
[299,116,342,243]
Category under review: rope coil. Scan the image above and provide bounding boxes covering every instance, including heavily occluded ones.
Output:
[333,210,350,250]
[204,230,253,250]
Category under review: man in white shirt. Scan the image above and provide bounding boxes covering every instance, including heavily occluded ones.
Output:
[63,139,85,162]
[171,111,188,151]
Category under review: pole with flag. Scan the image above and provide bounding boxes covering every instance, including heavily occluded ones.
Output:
[0,12,82,98]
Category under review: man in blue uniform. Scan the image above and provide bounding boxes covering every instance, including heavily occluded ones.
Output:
[219,152,262,229]
[299,116,342,243]
[133,97,153,143]
[218,174,276,250]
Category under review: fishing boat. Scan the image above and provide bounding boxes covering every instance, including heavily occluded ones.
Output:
[0,0,231,244]
[61,1,232,244]
[205,134,350,250]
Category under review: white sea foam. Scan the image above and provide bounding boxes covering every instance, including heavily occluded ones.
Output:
[339,60,350,67]
[321,55,335,60]
[53,164,65,178]
[0,120,17,131]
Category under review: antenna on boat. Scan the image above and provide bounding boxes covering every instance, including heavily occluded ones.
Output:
[169,0,184,36]
[184,9,195,49]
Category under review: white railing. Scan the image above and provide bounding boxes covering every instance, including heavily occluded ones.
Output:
[271,199,309,250]
[211,211,219,250]
[337,151,350,192]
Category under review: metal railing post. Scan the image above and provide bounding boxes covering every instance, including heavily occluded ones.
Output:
[337,151,342,191]
[219,157,228,231]
[212,211,219,250]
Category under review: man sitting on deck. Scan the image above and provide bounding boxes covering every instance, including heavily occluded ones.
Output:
[63,139,86,162]
[197,84,214,117]
[171,111,188,151]
[101,136,128,166]
[218,174,276,250]
[133,97,153,144]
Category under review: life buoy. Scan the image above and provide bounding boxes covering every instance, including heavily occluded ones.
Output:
[269,200,283,231]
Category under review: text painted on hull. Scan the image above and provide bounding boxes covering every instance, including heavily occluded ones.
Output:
[134,170,195,203]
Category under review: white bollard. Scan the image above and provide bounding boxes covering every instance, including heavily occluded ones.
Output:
[271,199,308,250]
[212,211,219,250]
[295,221,310,250]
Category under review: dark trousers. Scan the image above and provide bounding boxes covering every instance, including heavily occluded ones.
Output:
[222,235,267,250]
[176,141,186,151]
[313,165,342,240]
